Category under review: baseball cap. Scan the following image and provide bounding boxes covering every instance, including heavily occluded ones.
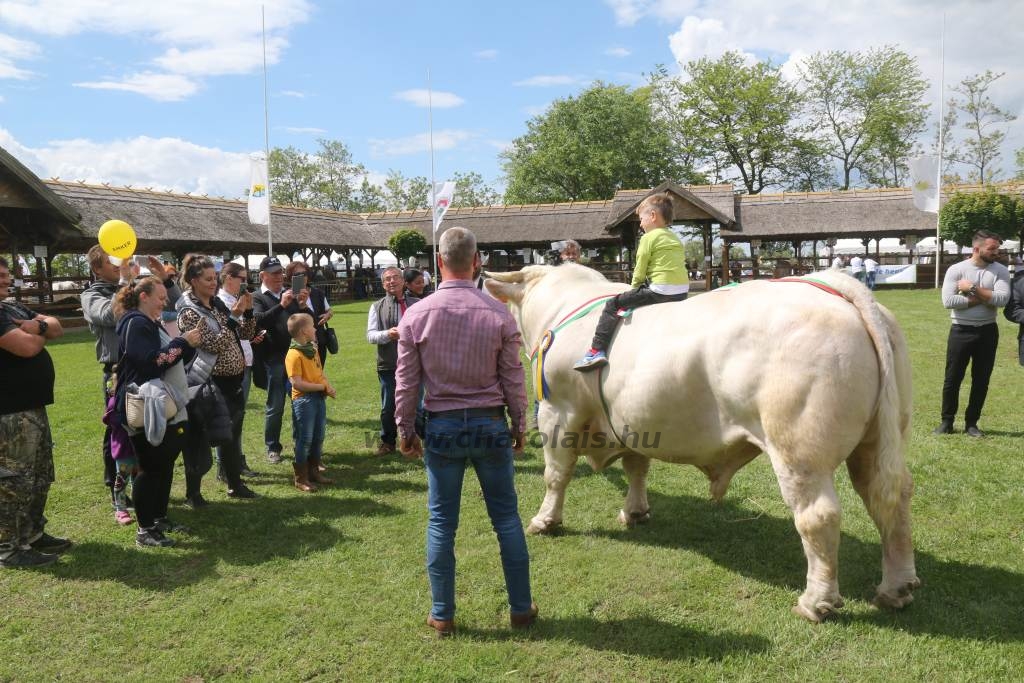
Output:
[260,256,283,273]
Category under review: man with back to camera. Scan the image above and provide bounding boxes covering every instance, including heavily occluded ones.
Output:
[252,256,306,463]
[395,226,535,636]
[934,230,1010,437]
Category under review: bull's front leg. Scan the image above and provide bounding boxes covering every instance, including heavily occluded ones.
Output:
[527,444,576,535]
[618,452,651,527]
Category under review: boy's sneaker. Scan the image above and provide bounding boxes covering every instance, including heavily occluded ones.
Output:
[616,307,633,319]
[226,484,258,499]
[573,349,608,371]
[267,450,283,464]
[184,493,209,509]
[114,510,134,525]
[136,528,175,548]
[0,548,59,569]
[30,533,72,554]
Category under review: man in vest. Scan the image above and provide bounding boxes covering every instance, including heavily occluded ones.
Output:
[366,267,419,455]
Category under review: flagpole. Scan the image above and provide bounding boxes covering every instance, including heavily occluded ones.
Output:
[428,68,438,284]
[934,12,945,288]
[262,4,274,256]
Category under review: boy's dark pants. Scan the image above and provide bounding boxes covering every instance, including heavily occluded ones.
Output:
[591,286,687,352]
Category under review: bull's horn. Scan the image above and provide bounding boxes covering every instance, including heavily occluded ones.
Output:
[483,270,525,283]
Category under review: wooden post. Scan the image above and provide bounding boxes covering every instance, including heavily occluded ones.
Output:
[703,221,712,291]
[793,240,801,275]
[721,241,730,284]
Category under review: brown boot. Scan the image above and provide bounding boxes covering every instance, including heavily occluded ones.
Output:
[293,462,317,492]
[308,459,334,485]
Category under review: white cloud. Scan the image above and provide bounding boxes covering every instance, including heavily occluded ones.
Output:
[668,16,756,66]
[368,129,475,157]
[74,72,200,101]
[393,89,465,108]
[279,90,306,98]
[474,49,498,59]
[605,47,631,58]
[0,0,311,99]
[0,32,39,59]
[0,127,250,198]
[283,126,326,134]
[0,94,5,103]
[513,75,579,87]
[153,36,288,77]
[606,0,696,26]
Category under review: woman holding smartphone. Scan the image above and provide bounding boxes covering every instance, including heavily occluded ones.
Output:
[284,261,333,366]
[217,262,262,477]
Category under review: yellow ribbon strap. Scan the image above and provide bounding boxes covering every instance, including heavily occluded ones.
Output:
[535,330,555,402]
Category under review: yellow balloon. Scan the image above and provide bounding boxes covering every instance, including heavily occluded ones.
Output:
[98,220,137,260]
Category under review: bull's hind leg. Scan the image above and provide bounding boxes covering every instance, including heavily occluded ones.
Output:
[769,457,845,623]
[617,452,651,527]
[847,444,920,610]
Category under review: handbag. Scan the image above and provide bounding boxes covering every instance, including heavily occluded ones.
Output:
[323,323,339,355]
[125,390,177,429]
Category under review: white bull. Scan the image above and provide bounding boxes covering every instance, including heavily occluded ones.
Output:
[485,264,919,622]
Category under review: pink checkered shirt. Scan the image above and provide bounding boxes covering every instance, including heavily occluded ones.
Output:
[395,279,527,439]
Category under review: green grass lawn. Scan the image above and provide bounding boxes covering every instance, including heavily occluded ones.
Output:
[2,290,1023,681]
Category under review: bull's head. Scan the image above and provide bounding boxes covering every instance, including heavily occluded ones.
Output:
[483,265,552,304]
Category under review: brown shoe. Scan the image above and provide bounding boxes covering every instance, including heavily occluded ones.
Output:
[292,462,317,493]
[375,442,396,456]
[510,603,539,629]
[307,459,334,485]
[426,615,455,637]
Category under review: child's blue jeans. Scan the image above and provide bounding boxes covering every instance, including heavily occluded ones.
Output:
[291,393,326,465]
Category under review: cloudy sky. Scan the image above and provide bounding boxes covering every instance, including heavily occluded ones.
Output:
[0,0,1020,200]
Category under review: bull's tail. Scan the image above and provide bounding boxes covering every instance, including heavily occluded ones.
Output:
[809,271,913,533]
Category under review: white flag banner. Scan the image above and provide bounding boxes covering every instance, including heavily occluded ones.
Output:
[248,152,270,225]
[909,155,939,214]
[428,181,456,233]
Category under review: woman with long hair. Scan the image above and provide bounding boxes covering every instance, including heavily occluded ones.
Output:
[177,254,257,506]
[114,276,201,547]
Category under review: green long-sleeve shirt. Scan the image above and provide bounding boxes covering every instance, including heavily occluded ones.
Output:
[632,228,689,288]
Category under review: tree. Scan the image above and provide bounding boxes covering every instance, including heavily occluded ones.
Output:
[268,138,366,210]
[380,170,431,211]
[450,171,500,208]
[939,189,1024,247]
[351,177,386,213]
[502,82,687,203]
[945,71,1017,183]
[783,138,836,192]
[388,229,428,265]
[1014,147,1024,181]
[798,47,928,190]
[658,51,802,194]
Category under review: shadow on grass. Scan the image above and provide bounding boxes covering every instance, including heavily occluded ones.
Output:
[578,489,1024,642]
[46,493,400,591]
[457,616,769,661]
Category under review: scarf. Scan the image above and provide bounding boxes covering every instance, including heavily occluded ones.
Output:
[289,339,317,359]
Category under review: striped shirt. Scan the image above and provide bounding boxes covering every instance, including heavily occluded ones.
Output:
[395,279,527,439]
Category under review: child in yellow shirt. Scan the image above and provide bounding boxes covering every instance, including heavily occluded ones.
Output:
[285,314,336,492]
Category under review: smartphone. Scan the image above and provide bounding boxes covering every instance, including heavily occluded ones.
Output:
[291,273,307,293]
[239,282,249,295]
[133,254,149,267]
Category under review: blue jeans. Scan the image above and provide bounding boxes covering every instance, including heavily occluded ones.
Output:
[378,370,397,446]
[865,271,877,290]
[291,393,326,465]
[264,360,290,452]
[423,414,532,621]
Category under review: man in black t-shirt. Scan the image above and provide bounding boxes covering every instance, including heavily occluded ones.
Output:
[0,257,71,569]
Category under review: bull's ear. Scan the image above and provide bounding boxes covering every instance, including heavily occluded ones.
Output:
[484,278,524,303]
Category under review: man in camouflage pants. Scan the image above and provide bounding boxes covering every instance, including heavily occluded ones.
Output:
[0,256,71,568]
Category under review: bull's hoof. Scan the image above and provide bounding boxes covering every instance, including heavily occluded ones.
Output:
[617,509,651,527]
[792,599,843,623]
[873,578,920,610]
[527,518,562,535]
